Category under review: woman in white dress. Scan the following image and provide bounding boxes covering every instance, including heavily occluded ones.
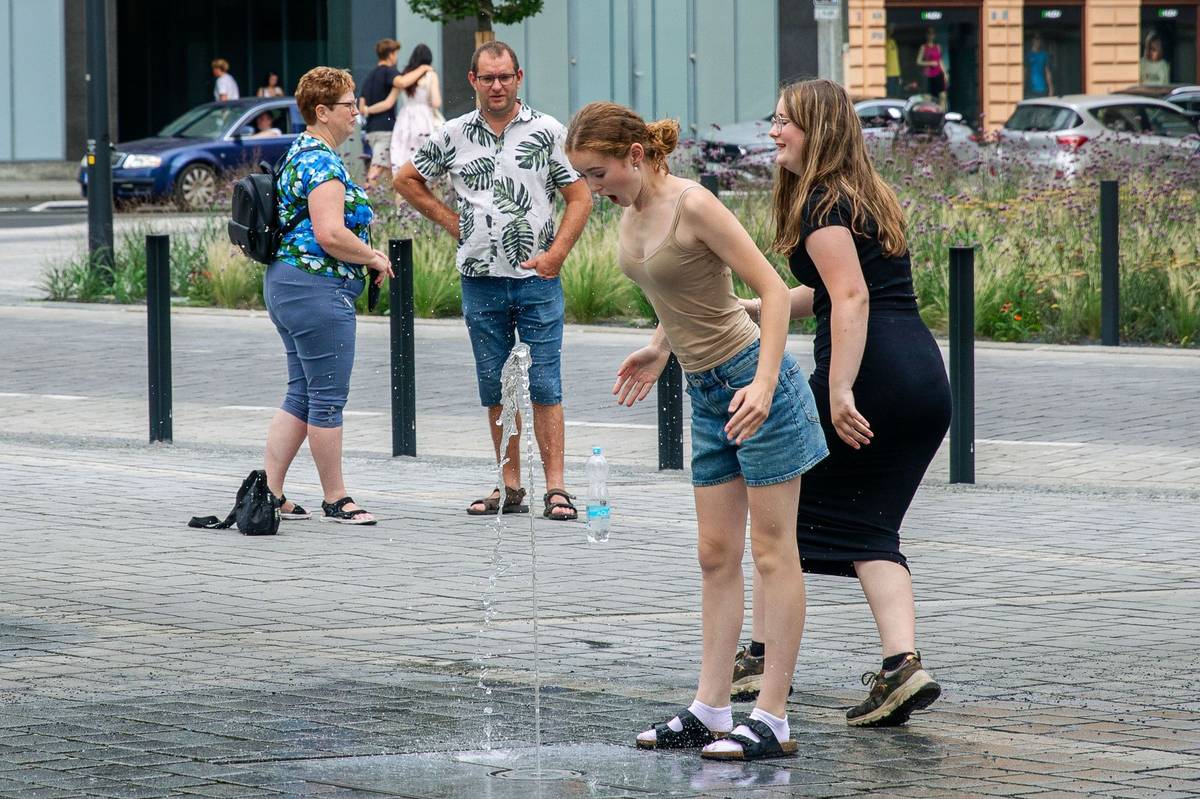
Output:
[388,44,442,173]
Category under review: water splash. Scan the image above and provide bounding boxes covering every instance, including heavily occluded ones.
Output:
[476,343,543,774]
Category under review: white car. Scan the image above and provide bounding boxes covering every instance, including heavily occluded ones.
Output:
[996,95,1200,178]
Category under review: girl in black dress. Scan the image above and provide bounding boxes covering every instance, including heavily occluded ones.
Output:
[736,79,952,727]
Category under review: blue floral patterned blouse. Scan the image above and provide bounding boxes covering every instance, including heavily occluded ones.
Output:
[276,132,372,279]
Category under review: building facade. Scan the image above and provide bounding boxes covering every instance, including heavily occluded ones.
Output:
[1,0,793,164]
[845,0,1198,127]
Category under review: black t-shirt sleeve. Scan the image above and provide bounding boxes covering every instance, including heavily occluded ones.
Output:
[800,194,853,243]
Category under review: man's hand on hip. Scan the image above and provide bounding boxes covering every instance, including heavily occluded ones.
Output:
[520,249,565,279]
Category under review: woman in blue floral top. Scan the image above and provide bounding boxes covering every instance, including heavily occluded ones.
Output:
[262,66,393,526]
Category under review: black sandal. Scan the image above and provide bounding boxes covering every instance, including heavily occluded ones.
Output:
[466,486,528,516]
[637,708,728,750]
[321,496,376,526]
[542,488,578,521]
[700,718,798,761]
[279,494,311,521]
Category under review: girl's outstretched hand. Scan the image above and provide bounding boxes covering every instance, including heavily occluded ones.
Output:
[613,345,671,407]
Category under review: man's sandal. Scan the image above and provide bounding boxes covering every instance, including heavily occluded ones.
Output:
[542,489,578,521]
[321,497,377,525]
[700,718,798,761]
[466,486,528,516]
[279,494,311,521]
[637,708,729,750]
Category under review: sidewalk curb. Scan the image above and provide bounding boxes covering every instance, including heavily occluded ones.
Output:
[5,300,1199,358]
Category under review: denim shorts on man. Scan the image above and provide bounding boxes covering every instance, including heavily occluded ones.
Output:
[460,274,564,406]
[686,339,829,487]
[264,261,363,428]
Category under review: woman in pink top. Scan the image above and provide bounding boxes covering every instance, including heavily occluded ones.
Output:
[916,27,948,109]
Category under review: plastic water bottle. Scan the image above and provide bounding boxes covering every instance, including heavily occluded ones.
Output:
[585,446,611,543]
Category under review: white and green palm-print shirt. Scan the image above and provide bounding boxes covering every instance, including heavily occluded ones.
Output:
[410,101,580,278]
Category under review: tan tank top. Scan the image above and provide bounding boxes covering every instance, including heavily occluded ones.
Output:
[618,185,759,373]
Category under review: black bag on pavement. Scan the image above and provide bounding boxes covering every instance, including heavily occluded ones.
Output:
[227,145,321,264]
[188,469,281,536]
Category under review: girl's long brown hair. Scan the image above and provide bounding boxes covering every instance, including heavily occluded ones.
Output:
[771,79,907,258]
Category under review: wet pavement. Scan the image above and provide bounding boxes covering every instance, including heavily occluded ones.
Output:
[2,295,1199,796]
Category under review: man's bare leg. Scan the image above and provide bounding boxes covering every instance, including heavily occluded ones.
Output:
[531,402,573,518]
[467,405,522,513]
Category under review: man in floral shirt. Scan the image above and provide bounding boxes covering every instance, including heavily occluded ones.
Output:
[394,41,592,521]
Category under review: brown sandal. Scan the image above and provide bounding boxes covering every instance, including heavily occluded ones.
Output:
[542,489,578,521]
[466,486,528,516]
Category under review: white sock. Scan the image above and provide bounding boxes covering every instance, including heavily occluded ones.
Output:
[702,707,789,754]
[637,699,732,743]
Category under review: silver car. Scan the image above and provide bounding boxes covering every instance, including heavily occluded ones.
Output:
[698,99,981,178]
[996,95,1200,178]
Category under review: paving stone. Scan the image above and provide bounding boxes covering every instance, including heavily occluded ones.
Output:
[0,300,1197,796]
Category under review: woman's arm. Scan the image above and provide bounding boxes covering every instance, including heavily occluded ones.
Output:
[364,87,399,116]
[682,188,791,444]
[308,180,393,284]
[427,70,442,110]
[806,226,872,449]
[740,285,815,324]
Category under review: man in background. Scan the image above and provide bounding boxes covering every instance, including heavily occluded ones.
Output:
[212,58,239,101]
[358,38,402,190]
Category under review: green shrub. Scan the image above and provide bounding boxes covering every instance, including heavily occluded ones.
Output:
[205,239,265,309]
[40,148,1200,346]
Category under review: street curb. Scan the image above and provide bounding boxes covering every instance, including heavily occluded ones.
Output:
[5,300,1200,358]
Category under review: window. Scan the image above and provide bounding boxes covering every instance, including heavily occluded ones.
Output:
[1169,93,1200,114]
[857,104,899,128]
[1005,105,1081,132]
[1094,105,1146,134]
[158,105,242,139]
[1144,105,1198,137]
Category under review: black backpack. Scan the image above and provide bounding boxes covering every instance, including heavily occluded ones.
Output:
[228,145,321,264]
[188,469,281,536]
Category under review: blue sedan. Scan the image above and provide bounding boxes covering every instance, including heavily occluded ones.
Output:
[80,98,303,210]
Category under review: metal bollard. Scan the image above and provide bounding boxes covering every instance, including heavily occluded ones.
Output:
[700,172,719,196]
[146,235,173,443]
[389,239,417,457]
[948,246,974,484]
[1100,179,1120,347]
[658,354,684,471]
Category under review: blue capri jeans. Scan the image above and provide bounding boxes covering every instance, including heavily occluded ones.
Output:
[264,261,364,428]
[686,339,829,488]
[460,274,564,406]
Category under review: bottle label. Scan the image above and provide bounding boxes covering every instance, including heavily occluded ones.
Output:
[587,505,610,519]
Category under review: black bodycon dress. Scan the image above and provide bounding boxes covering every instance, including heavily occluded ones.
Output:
[789,195,952,578]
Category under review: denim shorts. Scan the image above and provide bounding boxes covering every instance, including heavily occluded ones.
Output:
[686,340,829,488]
[264,261,363,428]
[460,274,564,406]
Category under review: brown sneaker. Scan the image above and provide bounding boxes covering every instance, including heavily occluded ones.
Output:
[731,646,793,702]
[731,646,764,701]
[846,652,941,727]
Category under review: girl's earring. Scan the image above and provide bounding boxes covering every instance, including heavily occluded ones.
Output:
[634,164,640,171]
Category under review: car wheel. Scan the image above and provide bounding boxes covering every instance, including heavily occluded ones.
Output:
[174,163,217,211]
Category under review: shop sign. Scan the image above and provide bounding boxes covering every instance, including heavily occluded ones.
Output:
[814,0,839,20]
[1040,9,1063,20]
[920,10,943,21]
[1157,8,1179,18]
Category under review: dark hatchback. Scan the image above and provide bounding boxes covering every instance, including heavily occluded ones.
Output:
[79,98,303,210]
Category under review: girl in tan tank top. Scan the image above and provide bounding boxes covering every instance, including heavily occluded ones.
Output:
[566,102,827,761]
